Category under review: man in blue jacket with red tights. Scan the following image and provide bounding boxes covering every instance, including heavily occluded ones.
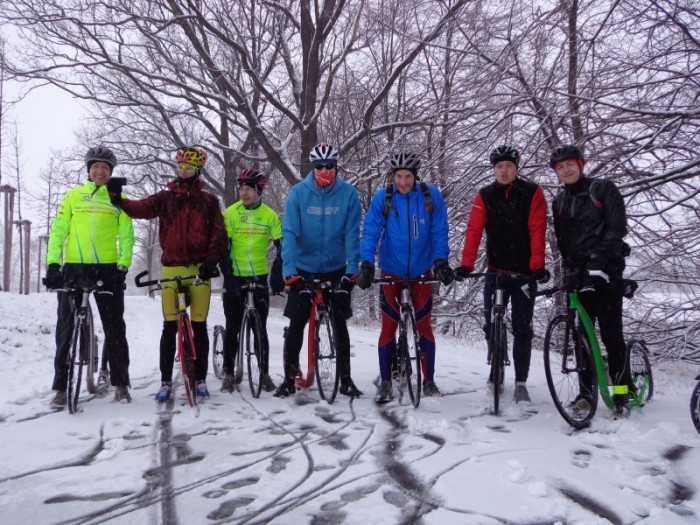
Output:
[274,143,364,398]
[356,152,454,404]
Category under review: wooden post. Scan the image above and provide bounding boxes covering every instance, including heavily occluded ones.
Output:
[1,185,16,292]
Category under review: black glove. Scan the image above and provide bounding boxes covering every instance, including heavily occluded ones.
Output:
[563,268,582,290]
[454,266,473,280]
[109,266,128,291]
[269,256,285,295]
[433,259,454,286]
[223,277,240,297]
[533,268,550,284]
[106,177,127,206]
[355,262,375,290]
[43,264,63,289]
[340,274,355,292]
[198,261,220,280]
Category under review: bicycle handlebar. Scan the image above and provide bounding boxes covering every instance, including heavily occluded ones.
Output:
[134,270,201,288]
[373,276,439,285]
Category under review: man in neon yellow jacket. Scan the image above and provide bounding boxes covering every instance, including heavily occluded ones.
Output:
[44,146,135,407]
[219,168,284,393]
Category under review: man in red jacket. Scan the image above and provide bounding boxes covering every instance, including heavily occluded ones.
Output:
[109,146,226,401]
[456,146,548,403]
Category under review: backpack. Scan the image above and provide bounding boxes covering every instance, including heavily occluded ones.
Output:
[382,181,434,218]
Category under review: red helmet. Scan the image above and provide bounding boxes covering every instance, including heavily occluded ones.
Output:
[237,168,267,194]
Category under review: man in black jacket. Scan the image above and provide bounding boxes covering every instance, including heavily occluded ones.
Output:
[550,144,632,417]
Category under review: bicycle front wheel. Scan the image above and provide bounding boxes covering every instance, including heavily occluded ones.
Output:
[179,315,197,407]
[244,311,264,398]
[212,325,225,380]
[544,315,598,428]
[401,310,422,408]
[314,311,339,404]
[628,339,653,402]
[84,306,99,394]
[489,314,506,416]
[67,319,88,413]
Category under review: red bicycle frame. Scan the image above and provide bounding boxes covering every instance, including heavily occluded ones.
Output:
[295,286,324,390]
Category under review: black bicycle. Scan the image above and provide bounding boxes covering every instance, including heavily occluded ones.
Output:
[53,283,111,413]
[213,282,270,397]
[374,276,437,408]
[457,272,533,415]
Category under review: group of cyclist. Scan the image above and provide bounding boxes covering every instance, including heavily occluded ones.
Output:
[45,140,633,417]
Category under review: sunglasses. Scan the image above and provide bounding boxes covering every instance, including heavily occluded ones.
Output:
[177,163,197,172]
[313,163,336,171]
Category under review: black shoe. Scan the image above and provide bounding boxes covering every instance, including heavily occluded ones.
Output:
[339,378,363,398]
[375,380,393,404]
[261,374,277,392]
[568,393,592,412]
[274,378,296,398]
[221,374,235,393]
[50,390,67,409]
[114,386,132,403]
[423,380,441,397]
[612,394,630,418]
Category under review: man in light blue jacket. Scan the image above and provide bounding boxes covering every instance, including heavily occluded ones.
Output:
[356,152,454,404]
[274,143,363,398]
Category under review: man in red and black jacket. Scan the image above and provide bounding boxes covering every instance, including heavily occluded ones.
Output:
[456,146,548,403]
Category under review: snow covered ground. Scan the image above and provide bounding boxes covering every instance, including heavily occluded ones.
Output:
[1,291,699,524]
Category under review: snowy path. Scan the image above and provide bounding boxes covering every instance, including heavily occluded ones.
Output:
[1,293,699,524]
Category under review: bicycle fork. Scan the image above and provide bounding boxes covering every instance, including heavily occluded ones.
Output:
[488,289,511,367]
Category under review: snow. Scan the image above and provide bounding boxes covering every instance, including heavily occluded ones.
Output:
[0,291,699,524]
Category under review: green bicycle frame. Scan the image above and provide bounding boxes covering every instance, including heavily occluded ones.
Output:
[569,291,648,409]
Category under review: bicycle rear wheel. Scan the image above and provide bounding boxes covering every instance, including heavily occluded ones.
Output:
[67,319,87,414]
[84,306,99,394]
[179,315,197,407]
[401,310,422,408]
[244,311,264,398]
[544,315,598,428]
[628,339,653,402]
[690,380,700,435]
[212,325,225,380]
[489,314,506,416]
[314,310,339,404]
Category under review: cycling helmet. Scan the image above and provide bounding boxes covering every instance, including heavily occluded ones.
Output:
[549,144,584,168]
[85,146,117,171]
[390,152,421,174]
[237,168,267,194]
[489,145,519,167]
[175,146,208,168]
[309,142,339,165]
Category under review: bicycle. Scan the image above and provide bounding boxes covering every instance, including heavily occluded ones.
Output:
[688,370,700,435]
[293,277,341,404]
[212,282,270,397]
[456,272,534,415]
[135,270,200,407]
[374,276,438,408]
[537,283,653,429]
[52,282,111,413]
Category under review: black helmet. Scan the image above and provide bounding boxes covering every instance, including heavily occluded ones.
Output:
[489,145,519,167]
[390,152,421,175]
[85,146,117,171]
[549,144,584,168]
[237,168,267,194]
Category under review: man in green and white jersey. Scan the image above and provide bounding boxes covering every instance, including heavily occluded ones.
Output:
[220,168,284,393]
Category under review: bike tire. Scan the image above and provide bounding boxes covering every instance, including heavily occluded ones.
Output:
[314,310,339,404]
[628,339,653,402]
[179,316,197,407]
[67,319,87,414]
[234,326,244,387]
[690,381,700,435]
[245,311,264,398]
[85,305,99,394]
[402,310,422,408]
[489,314,506,416]
[212,325,225,380]
[543,314,598,429]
